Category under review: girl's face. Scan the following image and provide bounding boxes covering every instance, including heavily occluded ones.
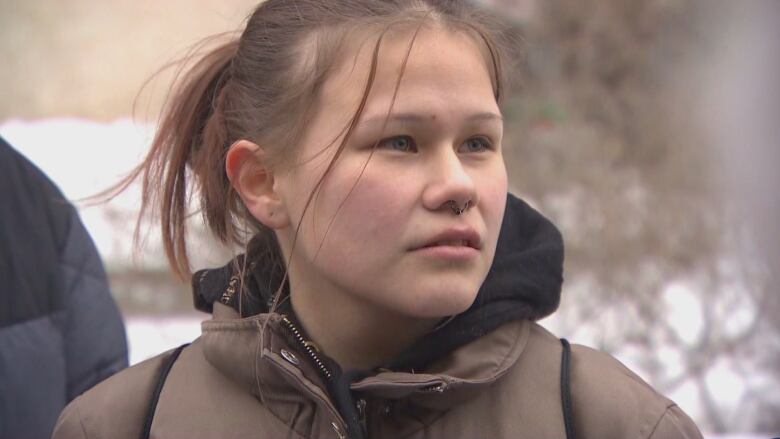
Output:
[274,27,507,319]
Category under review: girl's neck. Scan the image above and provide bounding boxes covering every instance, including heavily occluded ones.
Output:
[289,284,438,371]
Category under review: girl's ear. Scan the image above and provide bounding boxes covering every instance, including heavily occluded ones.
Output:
[225,140,290,230]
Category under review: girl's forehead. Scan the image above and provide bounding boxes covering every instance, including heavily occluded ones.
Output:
[320,27,496,115]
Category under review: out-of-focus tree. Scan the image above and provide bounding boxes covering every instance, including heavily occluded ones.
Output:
[487,0,779,432]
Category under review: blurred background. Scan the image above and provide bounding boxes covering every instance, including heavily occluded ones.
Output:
[1,0,777,436]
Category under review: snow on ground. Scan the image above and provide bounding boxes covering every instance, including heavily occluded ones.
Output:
[0,118,151,200]
[126,314,204,365]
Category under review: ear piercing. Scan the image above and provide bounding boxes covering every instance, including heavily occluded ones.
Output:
[448,200,471,215]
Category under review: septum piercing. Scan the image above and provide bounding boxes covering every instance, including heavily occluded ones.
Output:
[448,200,471,215]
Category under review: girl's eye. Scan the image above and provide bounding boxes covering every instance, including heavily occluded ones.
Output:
[378,135,417,152]
[459,137,493,153]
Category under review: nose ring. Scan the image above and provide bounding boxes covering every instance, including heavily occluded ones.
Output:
[448,200,471,215]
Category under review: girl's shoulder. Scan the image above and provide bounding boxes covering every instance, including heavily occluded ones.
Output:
[51,345,185,439]
[509,323,703,439]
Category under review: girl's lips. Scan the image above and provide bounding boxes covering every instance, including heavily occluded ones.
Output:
[413,227,482,251]
[411,244,479,260]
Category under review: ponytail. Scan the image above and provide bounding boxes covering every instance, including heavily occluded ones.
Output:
[129,39,239,279]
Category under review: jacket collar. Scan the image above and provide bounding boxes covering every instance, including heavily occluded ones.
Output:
[200,301,531,435]
[202,303,347,435]
[350,318,530,408]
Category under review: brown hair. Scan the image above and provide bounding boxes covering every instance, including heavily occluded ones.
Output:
[118,0,516,280]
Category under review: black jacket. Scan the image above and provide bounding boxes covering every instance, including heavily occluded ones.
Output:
[0,136,128,439]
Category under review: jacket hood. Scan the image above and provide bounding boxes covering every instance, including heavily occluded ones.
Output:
[193,193,563,370]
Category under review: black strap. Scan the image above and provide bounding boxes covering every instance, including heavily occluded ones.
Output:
[140,343,190,439]
[560,338,576,439]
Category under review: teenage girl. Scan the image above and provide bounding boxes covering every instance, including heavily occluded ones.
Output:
[53,1,702,438]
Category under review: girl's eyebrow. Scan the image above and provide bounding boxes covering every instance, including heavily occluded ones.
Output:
[359,111,503,127]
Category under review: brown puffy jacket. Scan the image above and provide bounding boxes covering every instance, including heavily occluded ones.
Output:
[52,195,703,439]
[52,303,701,439]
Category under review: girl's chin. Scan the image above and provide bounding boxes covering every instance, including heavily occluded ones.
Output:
[390,290,479,319]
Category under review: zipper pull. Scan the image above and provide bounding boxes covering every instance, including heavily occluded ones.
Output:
[356,398,368,437]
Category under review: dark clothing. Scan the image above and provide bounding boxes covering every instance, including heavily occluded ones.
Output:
[0,136,128,439]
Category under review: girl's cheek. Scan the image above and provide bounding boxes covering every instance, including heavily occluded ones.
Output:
[340,173,410,232]
[354,176,406,214]
[481,168,508,227]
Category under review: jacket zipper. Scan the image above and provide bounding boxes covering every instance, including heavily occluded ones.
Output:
[281,316,333,380]
[282,315,366,439]
[356,398,368,437]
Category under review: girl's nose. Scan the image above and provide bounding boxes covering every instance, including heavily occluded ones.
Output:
[421,150,478,214]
